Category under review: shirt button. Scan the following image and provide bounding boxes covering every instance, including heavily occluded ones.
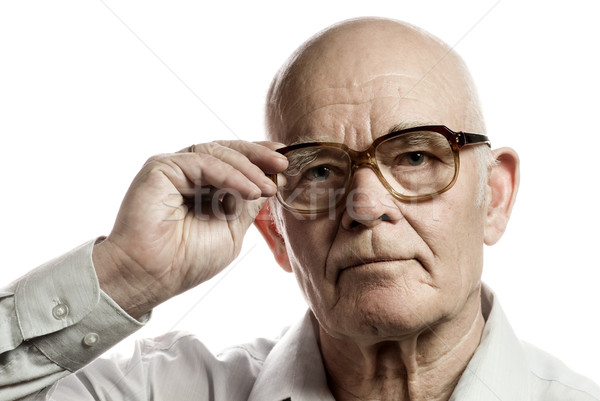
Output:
[83,333,99,347]
[52,303,69,320]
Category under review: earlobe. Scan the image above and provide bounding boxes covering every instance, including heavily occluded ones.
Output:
[254,201,293,272]
[484,147,520,245]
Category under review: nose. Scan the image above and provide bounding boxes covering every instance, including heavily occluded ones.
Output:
[341,166,403,230]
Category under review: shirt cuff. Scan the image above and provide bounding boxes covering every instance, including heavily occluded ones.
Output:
[14,238,150,371]
[15,239,102,339]
[33,289,149,371]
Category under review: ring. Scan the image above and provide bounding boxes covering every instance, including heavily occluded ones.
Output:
[189,144,196,153]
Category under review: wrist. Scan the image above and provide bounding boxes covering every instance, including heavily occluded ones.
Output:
[92,238,160,319]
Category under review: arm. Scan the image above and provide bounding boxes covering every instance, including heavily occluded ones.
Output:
[0,239,146,401]
[0,141,287,400]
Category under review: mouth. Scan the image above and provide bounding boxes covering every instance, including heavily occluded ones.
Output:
[336,258,416,283]
[342,258,409,271]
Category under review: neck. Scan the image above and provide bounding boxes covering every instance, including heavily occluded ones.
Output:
[319,291,485,401]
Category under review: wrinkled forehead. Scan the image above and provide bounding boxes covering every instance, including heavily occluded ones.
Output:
[267,19,482,147]
[281,74,419,126]
[279,73,461,150]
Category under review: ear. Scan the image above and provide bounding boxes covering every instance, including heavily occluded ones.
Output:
[484,147,520,245]
[254,200,292,272]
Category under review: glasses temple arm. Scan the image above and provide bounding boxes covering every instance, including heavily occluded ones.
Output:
[459,132,491,147]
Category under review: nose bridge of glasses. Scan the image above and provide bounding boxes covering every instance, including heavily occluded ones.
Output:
[350,148,378,170]
[348,149,389,190]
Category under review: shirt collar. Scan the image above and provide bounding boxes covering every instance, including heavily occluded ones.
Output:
[247,310,335,401]
[249,284,530,401]
[450,284,531,401]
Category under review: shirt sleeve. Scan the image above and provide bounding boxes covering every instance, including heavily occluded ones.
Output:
[0,239,149,401]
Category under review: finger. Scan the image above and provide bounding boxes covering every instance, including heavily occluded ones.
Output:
[177,141,287,172]
[211,140,288,174]
[199,142,281,195]
[253,140,287,150]
[172,141,286,197]
[176,144,196,154]
[144,153,264,200]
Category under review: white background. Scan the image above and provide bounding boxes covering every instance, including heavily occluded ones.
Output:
[1,0,599,386]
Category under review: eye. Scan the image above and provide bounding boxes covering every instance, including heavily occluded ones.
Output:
[307,165,331,181]
[403,151,427,166]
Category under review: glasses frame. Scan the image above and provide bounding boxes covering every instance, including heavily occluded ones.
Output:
[269,125,490,214]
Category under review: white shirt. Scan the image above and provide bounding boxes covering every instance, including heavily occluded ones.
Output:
[1,240,599,401]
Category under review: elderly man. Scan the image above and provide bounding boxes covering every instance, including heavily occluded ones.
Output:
[1,17,598,401]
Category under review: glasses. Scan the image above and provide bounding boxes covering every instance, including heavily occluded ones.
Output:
[269,125,490,215]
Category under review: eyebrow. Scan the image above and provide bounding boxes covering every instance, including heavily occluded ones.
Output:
[388,120,438,134]
[287,136,324,146]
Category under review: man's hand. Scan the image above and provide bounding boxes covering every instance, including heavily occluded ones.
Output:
[92,141,288,319]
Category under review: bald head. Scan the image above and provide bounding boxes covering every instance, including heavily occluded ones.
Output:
[266,17,485,143]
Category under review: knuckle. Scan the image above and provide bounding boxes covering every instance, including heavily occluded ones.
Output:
[213,140,254,154]
[197,153,219,168]
[203,141,220,153]
[206,141,239,160]
[203,141,233,159]
[212,139,235,147]
[185,141,219,156]
[144,153,169,167]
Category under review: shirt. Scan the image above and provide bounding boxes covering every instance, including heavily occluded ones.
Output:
[1,240,599,401]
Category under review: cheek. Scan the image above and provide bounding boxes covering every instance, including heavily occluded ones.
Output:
[414,173,485,293]
[280,213,340,296]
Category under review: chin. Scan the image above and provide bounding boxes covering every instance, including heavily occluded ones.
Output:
[325,286,447,341]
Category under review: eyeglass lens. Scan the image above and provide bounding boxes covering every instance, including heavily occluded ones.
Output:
[276,130,456,212]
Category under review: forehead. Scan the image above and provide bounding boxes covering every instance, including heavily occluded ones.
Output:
[280,74,464,150]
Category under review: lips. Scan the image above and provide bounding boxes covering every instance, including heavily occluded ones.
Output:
[334,257,417,284]
[342,258,410,271]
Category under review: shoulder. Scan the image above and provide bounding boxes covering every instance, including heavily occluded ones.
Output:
[67,331,283,400]
[523,342,600,401]
[135,330,278,370]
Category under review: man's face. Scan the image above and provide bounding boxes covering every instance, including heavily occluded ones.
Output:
[274,24,489,343]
